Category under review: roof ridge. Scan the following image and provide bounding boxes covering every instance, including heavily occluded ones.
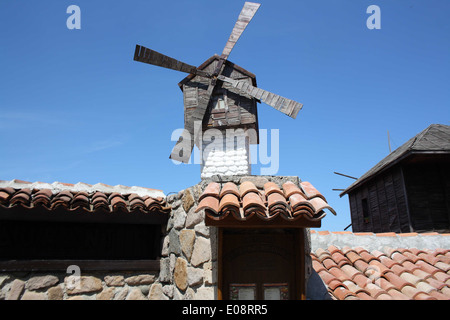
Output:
[0,179,165,198]
[310,230,450,253]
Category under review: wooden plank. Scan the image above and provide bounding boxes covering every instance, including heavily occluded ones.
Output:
[218,75,303,119]
[134,45,211,77]
[217,228,223,300]
[0,259,160,272]
[205,213,321,228]
[0,205,168,225]
[221,2,261,59]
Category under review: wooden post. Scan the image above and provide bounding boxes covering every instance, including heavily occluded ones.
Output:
[217,228,223,300]
[294,228,306,300]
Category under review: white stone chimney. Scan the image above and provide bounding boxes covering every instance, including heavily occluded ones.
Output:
[200,128,251,178]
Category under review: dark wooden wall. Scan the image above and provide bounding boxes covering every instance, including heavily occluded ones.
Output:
[403,162,450,232]
[349,157,450,233]
[349,165,411,233]
[183,58,258,132]
[0,219,162,260]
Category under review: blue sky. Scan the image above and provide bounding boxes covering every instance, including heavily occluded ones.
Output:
[0,0,449,231]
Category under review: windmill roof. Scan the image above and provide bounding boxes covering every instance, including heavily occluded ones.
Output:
[178,54,257,90]
[340,124,450,197]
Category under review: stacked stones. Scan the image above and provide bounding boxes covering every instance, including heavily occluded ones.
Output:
[150,186,217,300]
[0,273,157,300]
[201,130,251,178]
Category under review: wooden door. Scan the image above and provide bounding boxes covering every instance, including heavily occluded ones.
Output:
[221,229,302,300]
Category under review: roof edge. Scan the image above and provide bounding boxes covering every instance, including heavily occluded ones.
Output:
[0,179,166,198]
[310,230,450,252]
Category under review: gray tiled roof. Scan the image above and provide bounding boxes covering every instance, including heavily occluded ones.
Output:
[340,124,450,196]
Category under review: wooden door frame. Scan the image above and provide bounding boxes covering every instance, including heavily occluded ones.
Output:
[216,227,306,300]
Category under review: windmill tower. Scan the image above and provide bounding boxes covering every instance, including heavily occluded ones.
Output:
[134,2,303,178]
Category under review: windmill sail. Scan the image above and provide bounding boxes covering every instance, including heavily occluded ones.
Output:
[218,75,303,119]
[221,2,261,59]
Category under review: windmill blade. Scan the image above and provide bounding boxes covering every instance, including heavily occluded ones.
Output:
[134,45,211,77]
[218,75,303,119]
[170,78,218,163]
[221,2,261,59]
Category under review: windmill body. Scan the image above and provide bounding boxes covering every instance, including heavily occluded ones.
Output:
[133,2,303,177]
[178,55,259,177]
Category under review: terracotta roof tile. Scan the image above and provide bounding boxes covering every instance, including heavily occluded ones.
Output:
[196,196,220,215]
[300,181,326,201]
[219,182,240,198]
[282,181,304,198]
[311,234,450,300]
[197,179,335,224]
[0,182,171,216]
[199,182,221,200]
[333,286,357,300]
[263,182,283,196]
[239,181,259,197]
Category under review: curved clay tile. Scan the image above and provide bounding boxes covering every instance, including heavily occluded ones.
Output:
[263,182,284,196]
[199,182,221,201]
[219,182,240,198]
[308,197,337,216]
[71,192,91,210]
[218,193,241,219]
[128,193,142,202]
[282,181,305,198]
[130,198,146,211]
[92,191,108,200]
[53,190,73,202]
[218,193,240,212]
[108,192,124,201]
[92,192,109,210]
[239,181,259,198]
[72,192,89,203]
[242,192,266,218]
[33,189,53,207]
[144,197,157,207]
[196,196,220,215]
[0,187,15,205]
[291,205,314,218]
[300,181,326,201]
[110,196,127,210]
[289,192,309,209]
[267,192,288,210]
[10,189,32,207]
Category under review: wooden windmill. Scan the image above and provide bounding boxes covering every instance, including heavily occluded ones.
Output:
[133,2,303,176]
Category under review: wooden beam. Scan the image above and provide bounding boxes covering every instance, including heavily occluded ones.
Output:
[0,206,168,226]
[217,228,224,300]
[293,228,306,300]
[205,214,321,229]
[0,259,160,272]
[334,172,358,180]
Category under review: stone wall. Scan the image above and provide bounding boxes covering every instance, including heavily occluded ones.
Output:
[149,184,218,300]
[0,175,315,300]
[0,272,158,300]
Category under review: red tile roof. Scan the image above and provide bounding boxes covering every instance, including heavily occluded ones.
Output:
[310,231,450,300]
[0,180,170,215]
[196,180,336,222]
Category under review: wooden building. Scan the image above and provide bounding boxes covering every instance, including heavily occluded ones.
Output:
[178,55,259,140]
[340,124,450,233]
